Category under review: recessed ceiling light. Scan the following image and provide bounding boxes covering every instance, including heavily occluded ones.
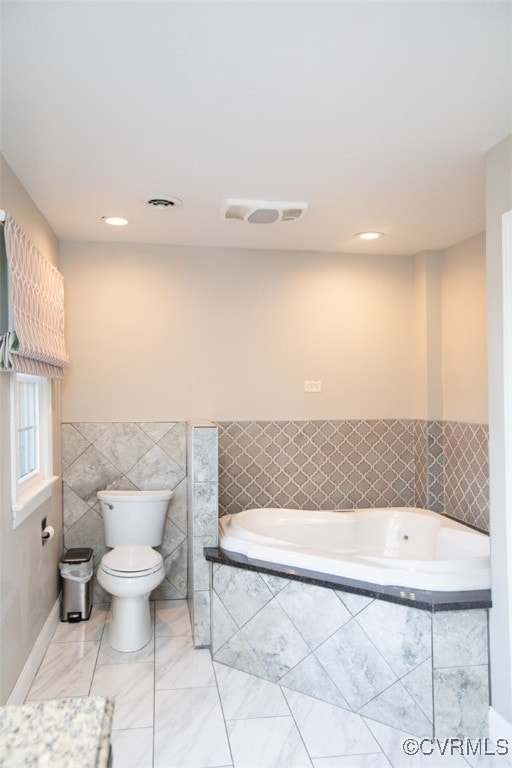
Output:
[355,231,385,240]
[102,216,129,226]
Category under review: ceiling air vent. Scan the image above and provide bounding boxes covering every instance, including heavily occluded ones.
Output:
[223,199,308,224]
[146,196,182,208]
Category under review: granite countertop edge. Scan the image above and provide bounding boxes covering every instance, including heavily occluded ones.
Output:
[0,696,114,768]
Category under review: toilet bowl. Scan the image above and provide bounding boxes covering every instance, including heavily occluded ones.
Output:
[96,489,173,652]
[97,546,165,651]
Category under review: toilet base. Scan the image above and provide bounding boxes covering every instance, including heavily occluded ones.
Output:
[108,595,152,652]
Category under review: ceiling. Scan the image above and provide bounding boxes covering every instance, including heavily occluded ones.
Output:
[1,0,511,255]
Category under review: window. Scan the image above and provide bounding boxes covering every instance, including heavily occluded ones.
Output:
[16,375,41,483]
[11,373,57,528]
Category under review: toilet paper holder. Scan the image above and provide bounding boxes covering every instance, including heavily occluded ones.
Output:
[41,516,54,545]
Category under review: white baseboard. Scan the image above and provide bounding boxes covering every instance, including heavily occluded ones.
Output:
[7,596,60,705]
[489,707,512,765]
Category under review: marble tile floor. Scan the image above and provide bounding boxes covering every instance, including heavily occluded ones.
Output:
[25,601,503,768]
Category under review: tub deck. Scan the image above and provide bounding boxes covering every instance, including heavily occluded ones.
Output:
[205,545,491,612]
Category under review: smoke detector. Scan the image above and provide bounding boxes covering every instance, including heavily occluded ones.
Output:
[223,199,308,224]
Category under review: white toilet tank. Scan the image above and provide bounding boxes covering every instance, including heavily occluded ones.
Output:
[97,489,173,547]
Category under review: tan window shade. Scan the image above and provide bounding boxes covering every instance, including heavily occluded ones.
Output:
[0,214,69,379]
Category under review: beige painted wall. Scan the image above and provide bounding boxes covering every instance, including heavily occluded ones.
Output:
[413,250,443,421]
[61,236,488,425]
[60,242,416,422]
[0,155,63,704]
[412,235,487,425]
[442,232,487,424]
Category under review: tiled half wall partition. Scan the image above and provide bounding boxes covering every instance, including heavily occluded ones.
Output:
[61,422,187,601]
[187,420,219,647]
[218,420,489,531]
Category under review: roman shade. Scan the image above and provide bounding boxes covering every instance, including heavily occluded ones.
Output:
[0,213,69,378]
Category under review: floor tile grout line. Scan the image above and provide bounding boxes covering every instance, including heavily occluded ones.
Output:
[213,667,293,723]
[278,687,316,768]
[363,716,403,767]
[152,602,156,768]
[87,604,109,698]
[155,683,220,691]
[223,713,300,723]
[212,656,238,768]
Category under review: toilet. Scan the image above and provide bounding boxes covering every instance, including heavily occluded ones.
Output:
[96,489,173,652]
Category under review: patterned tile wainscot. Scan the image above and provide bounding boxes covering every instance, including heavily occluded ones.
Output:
[218,419,489,530]
[443,422,489,530]
[62,422,187,601]
[211,563,490,739]
[218,420,416,514]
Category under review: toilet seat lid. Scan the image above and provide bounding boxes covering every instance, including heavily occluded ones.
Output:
[102,546,162,575]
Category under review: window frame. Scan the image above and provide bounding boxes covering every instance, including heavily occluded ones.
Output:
[10,373,58,528]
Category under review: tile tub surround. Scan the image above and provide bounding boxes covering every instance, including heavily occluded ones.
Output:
[205,546,492,613]
[218,419,489,531]
[62,422,187,601]
[218,419,415,514]
[211,562,490,740]
[443,421,489,531]
[413,420,445,514]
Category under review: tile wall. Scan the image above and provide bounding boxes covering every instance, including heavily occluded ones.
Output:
[187,420,219,647]
[211,564,490,739]
[218,419,489,531]
[413,420,445,513]
[61,422,187,601]
[60,417,489,603]
[443,422,489,530]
